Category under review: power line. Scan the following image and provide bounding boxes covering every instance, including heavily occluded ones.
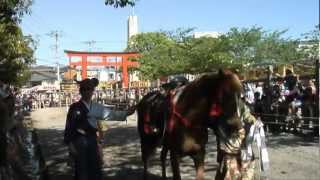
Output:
[47,30,63,82]
[62,40,126,45]
[82,40,97,51]
[25,13,80,48]
[31,12,56,31]
[34,58,60,67]
[35,58,56,63]
[21,22,41,36]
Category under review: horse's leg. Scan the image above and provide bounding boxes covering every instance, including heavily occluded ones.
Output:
[143,155,148,180]
[160,145,168,179]
[141,143,151,180]
[170,151,181,180]
[192,150,205,180]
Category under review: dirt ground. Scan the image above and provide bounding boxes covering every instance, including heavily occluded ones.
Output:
[31,107,320,180]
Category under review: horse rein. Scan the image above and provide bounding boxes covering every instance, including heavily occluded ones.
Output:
[168,87,192,133]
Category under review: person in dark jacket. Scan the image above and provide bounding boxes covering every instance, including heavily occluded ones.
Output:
[64,78,134,180]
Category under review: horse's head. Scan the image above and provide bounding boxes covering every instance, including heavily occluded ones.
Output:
[169,70,243,130]
[208,69,243,129]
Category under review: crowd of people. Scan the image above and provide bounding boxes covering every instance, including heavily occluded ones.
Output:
[243,70,317,132]
[17,87,156,112]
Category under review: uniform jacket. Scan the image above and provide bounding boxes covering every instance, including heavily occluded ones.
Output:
[64,101,97,144]
[64,100,129,144]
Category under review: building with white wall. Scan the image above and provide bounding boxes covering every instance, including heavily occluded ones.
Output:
[193,31,221,38]
[127,15,138,42]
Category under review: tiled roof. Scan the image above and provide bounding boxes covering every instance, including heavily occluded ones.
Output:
[30,71,57,82]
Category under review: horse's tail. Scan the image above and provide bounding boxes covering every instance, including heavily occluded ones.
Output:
[136,91,157,136]
[136,91,168,137]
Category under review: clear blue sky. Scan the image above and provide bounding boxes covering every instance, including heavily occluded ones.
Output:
[21,0,319,66]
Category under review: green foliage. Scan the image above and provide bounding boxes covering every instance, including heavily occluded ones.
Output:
[127,26,306,80]
[300,25,319,59]
[105,0,136,8]
[0,0,35,86]
[126,29,193,79]
[127,32,172,52]
[185,35,234,73]
[227,27,303,72]
[226,27,263,68]
[0,0,32,23]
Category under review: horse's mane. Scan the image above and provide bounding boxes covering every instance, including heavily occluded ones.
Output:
[178,70,242,110]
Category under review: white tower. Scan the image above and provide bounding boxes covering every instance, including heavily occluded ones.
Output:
[127,15,138,43]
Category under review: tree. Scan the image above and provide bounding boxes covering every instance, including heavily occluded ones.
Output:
[0,0,32,23]
[126,29,200,79]
[180,35,233,73]
[226,27,302,72]
[127,32,175,79]
[105,0,136,8]
[127,27,303,79]
[300,25,319,59]
[127,32,172,52]
[0,0,35,86]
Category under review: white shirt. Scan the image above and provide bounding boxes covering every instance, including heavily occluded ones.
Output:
[81,100,127,129]
[254,86,263,99]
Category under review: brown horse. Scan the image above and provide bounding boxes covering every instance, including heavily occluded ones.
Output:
[137,70,243,180]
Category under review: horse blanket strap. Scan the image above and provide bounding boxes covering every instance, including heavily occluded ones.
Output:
[143,112,153,134]
[142,93,159,134]
[209,103,222,117]
[242,121,270,172]
[168,87,190,133]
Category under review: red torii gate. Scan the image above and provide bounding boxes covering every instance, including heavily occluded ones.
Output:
[65,50,139,88]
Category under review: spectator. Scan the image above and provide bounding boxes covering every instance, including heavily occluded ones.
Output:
[284,69,298,91]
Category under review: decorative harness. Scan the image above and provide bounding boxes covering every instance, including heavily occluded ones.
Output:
[167,86,191,132]
[143,112,153,134]
[142,79,228,134]
[142,92,160,134]
[167,86,224,133]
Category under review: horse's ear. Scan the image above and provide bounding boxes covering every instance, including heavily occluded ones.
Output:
[75,80,80,84]
[73,76,80,84]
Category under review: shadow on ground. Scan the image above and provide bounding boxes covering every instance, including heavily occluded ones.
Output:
[36,122,319,180]
[36,125,221,180]
[265,132,319,149]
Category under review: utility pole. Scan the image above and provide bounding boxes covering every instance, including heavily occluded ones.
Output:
[47,30,62,82]
[82,40,97,80]
[131,5,135,15]
[47,30,62,107]
[316,41,320,137]
[83,40,96,52]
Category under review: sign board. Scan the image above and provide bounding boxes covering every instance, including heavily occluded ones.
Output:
[98,81,113,89]
[61,83,78,92]
[129,81,150,88]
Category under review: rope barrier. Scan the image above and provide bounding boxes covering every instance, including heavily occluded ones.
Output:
[261,121,319,127]
[252,113,319,127]
[252,112,319,120]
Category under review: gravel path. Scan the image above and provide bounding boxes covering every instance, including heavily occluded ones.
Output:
[31,107,319,180]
